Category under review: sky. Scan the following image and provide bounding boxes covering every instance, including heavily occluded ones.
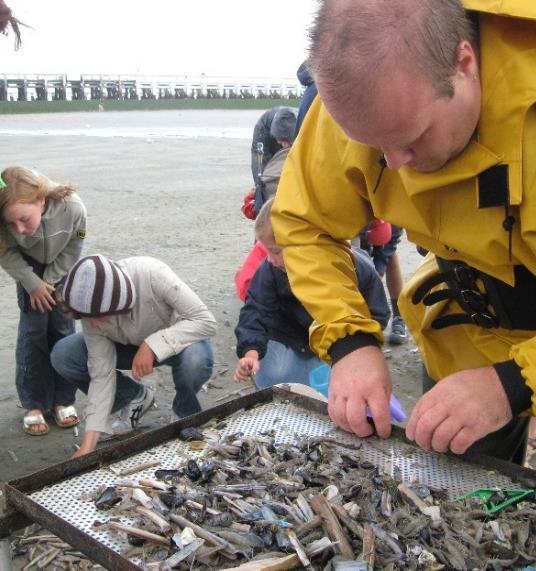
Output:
[2,0,318,80]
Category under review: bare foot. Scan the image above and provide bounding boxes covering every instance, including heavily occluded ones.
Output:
[23,409,49,435]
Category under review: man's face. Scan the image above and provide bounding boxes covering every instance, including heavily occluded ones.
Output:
[319,57,480,173]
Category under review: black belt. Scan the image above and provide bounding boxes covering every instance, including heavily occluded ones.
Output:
[412,257,536,330]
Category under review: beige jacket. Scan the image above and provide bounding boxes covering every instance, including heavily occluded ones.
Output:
[81,257,217,433]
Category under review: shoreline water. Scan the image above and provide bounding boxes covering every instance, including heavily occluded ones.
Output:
[0,97,299,115]
[0,108,293,139]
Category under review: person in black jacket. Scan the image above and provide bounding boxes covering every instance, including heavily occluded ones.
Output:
[234,198,390,389]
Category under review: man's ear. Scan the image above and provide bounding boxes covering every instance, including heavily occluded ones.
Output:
[456,39,478,80]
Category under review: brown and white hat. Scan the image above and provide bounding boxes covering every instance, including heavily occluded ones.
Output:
[63,254,136,317]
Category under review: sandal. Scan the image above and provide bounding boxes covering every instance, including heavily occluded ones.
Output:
[23,411,50,436]
[54,405,80,428]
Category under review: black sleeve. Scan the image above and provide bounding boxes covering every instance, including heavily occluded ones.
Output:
[329,333,379,364]
[235,261,279,360]
[493,360,533,416]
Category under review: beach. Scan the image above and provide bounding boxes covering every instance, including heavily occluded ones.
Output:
[0,109,424,486]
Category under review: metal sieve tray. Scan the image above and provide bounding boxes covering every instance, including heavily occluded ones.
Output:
[5,386,536,570]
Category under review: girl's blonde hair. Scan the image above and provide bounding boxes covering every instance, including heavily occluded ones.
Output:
[0,166,76,249]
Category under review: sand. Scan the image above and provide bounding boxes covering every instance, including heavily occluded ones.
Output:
[0,110,425,509]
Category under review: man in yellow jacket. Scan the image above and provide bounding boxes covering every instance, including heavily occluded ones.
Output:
[272,0,536,463]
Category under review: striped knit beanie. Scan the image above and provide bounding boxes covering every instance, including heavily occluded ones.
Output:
[63,254,136,317]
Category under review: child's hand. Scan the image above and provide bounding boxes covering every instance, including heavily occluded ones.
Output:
[234,350,260,382]
[132,342,156,380]
[30,281,56,312]
[72,430,101,458]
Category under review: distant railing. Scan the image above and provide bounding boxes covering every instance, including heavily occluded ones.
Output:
[0,74,304,102]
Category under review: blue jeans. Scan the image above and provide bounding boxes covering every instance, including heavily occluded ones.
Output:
[16,300,76,412]
[255,340,323,389]
[360,225,404,277]
[51,333,214,417]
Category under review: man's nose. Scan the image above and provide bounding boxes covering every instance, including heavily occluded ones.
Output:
[383,148,413,170]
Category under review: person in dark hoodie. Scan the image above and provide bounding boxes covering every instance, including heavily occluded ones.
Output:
[295,61,318,135]
[243,106,298,217]
[234,197,390,388]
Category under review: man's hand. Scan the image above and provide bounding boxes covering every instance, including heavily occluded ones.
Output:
[406,366,512,454]
[72,430,101,458]
[132,342,156,380]
[234,349,260,382]
[328,345,393,438]
[30,281,56,312]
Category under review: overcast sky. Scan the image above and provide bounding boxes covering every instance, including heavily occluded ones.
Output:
[2,0,317,79]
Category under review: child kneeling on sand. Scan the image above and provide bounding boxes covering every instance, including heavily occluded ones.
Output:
[234,198,391,388]
[51,254,217,457]
[0,166,87,436]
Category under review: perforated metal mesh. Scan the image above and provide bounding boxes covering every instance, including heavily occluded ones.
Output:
[27,397,516,561]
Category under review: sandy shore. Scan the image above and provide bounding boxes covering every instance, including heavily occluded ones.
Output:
[0,111,423,492]
[3,112,535,569]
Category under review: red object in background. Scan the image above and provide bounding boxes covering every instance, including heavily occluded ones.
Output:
[235,242,268,301]
[366,219,392,246]
[241,188,257,220]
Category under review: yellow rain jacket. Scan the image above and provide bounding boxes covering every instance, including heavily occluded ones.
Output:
[272,1,536,415]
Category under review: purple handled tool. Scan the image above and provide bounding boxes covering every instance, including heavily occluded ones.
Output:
[366,393,406,422]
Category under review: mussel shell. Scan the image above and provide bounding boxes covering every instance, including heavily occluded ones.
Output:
[260,529,275,548]
[159,491,186,509]
[178,427,204,441]
[209,512,233,527]
[342,484,362,502]
[95,486,122,510]
[127,534,146,546]
[278,450,295,462]
[154,469,181,481]
[265,503,288,517]
[184,459,202,481]
[360,461,375,470]
[409,484,432,499]
[199,460,216,481]
[372,475,386,490]
[186,508,205,525]
[294,467,313,484]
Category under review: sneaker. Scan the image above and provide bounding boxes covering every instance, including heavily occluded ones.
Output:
[100,386,155,441]
[388,316,407,345]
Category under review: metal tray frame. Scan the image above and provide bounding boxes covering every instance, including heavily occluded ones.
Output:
[4,386,536,570]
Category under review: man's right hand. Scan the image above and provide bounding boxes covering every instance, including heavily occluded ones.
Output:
[328,345,393,438]
[234,349,260,382]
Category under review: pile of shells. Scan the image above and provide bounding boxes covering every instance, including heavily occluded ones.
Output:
[78,425,536,570]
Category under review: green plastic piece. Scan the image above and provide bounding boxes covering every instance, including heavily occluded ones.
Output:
[458,488,534,514]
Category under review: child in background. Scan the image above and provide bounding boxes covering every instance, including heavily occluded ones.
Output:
[234,198,390,388]
[0,166,87,435]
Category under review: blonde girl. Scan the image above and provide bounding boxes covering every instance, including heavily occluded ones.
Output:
[0,166,87,435]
